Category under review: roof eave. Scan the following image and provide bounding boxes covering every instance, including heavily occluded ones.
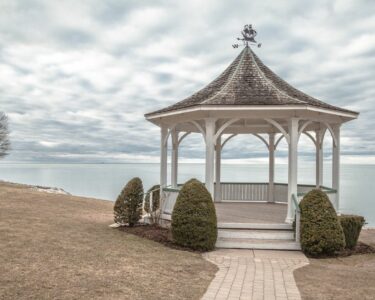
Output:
[145,104,359,121]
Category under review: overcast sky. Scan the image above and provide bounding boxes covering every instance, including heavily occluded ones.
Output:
[0,0,374,164]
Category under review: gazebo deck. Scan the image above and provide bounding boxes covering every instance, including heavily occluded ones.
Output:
[215,202,287,224]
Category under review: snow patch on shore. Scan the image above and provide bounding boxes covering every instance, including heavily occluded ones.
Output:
[32,186,70,195]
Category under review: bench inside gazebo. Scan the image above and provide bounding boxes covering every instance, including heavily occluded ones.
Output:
[145,35,358,250]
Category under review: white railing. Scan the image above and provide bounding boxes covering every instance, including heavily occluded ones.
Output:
[162,187,180,215]
[274,183,288,203]
[292,194,301,243]
[160,183,337,220]
[142,187,160,213]
[220,182,269,202]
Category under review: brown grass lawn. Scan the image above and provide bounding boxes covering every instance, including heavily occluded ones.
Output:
[0,182,217,300]
[295,229,375,300]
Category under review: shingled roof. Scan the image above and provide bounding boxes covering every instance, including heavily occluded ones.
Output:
[146,46,356,117]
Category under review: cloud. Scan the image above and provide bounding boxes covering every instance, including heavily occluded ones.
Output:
[0,0,374,163]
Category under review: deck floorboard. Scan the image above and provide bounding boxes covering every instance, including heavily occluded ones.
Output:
[215,202,287,224]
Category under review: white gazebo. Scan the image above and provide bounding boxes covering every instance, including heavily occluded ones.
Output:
[145,42,358,249]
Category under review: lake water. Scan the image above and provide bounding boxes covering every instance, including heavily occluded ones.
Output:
[0,163,374,226]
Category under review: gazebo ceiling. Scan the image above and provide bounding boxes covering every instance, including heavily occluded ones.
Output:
[145,46,358,125]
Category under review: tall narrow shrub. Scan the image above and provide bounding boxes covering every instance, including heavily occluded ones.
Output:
[300,189,345,256]
[171,179,217,251]
[339,215,365,249]
[114,177,144,227]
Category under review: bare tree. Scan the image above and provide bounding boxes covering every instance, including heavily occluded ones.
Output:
[0,112,10,158]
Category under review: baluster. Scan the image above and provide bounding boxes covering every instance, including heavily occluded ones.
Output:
[253,184,255,201]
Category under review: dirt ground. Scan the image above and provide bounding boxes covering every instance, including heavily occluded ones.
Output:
[0,182,217,300]
[295,229,375,300]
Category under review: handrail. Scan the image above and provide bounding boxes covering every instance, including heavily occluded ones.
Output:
[292,194,300,213]
[163,186,181,192]
[297,185,337,197]
[292,194,301,243]
[142,187,160,213]
[320,185,337,193]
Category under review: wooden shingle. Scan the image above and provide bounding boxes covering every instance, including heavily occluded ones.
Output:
[146,46,355,117]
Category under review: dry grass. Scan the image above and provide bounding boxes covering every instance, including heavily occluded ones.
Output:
[295,229,375,300]
[0,182,217,300]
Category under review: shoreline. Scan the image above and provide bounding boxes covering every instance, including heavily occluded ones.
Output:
[0,180,70,195]
[1,179,375,228]
[0,180,113,202]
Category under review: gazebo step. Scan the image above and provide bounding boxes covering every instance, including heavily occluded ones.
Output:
[218,229,294,240]
[216,238,301,250]
[217,222,293,230]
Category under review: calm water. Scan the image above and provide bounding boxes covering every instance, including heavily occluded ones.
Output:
[0,163,374,226]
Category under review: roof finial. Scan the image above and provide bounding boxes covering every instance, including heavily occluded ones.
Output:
[232,24,262,49]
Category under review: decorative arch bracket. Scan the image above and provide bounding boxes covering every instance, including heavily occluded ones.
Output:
[322,122,338,148]
[190,121,206,143]
[214,118,240,145]
[252,133,269,149]
[274,134,285,150]
[163,124,177,146]
[264,118,290,144]
[177,132,191,146]
[221,134,237,150]
[298,120,313,140]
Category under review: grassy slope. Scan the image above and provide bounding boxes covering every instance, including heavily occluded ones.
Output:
[0,182,217,300]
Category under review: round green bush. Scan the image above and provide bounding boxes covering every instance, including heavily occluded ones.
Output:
[171,179,217,251]
[339,215,365,249]
[144,184,160,213]
[300,189,345,257]
[114,177,144,227]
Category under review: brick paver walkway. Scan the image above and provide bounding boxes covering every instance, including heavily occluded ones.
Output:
[202,249,308,300]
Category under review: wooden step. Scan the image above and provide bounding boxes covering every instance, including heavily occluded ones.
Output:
[216,238,301,250]
[217,222,293,230]
[218,229,294,240]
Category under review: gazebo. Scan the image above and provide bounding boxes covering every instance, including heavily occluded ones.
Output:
[145,36,358,249]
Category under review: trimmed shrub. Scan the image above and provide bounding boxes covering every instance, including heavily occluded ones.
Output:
[300,189,345,257]
[114,177,144,227]
[144,184,160,213]
[339,215,365,249]
[171,179,217,251]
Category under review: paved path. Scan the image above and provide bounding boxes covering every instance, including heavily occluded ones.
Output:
[202,250,308,300]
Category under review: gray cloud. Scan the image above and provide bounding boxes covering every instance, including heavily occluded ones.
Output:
[0,0,374,164]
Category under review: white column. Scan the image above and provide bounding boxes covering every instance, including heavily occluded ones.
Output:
[332,125,341,212]
[171,129,178,188]
[205,118,216,197]
[287,118,299,223]
[268,133,275,202]
[160,125,168,213]
[215,135,222,202]
[315,129,324,188]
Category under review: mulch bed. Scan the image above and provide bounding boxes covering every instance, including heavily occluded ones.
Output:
[118,224,203,253]
[336,242,375,257]
[305,242,375,259]
[119,224,375,257]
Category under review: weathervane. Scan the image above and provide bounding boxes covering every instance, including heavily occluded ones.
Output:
[233,24,262,48]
